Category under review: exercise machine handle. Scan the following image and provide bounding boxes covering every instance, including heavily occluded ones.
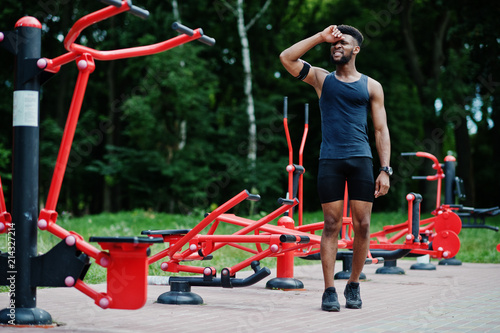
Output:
[401,151,440,167]
[401,151,443,176]
[129,5,150,19]
[172,22,216,46]
[304,103,309,124]
[230,266,271,287]
[172,22,195,36]
[411,176,429,180]
[278,198,295,206]
[283,96,288,119]
[100,0,123,7]
[168,265,271,288]
[100,0,150,19]
[279,234,310,244]
[244,190,261,202]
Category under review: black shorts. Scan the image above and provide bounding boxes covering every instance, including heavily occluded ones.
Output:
[317,157,375,203]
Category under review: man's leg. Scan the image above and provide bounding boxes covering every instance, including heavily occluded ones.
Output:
[320,200,343,311]
[320,200,344,289]
[347,199,372,283]
[343,199,372,309]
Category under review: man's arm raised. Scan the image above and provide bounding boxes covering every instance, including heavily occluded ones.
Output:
[280,25,343,95]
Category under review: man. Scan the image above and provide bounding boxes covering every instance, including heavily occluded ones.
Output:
[280,25,391,311]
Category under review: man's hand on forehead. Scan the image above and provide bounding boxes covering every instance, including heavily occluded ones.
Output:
[321,25,345,44]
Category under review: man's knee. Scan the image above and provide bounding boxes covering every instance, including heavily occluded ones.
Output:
[323,215,342,237]
[354,218,370,238]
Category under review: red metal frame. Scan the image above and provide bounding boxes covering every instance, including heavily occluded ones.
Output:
[413,151,445,210]
[283,111,294,217]
[283,102,309,226]
[0,175,11,234]
[32,0,218,309]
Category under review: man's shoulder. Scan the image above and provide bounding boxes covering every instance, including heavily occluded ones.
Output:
[364,75,381,85]
[313,67,332,78]
[365,76,384,101]
[366,76,383,93]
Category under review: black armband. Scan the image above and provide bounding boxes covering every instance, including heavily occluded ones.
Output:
[296,60,311,81]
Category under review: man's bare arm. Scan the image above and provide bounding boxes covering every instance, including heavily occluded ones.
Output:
[280,26,343,95]
[369,78,391,198]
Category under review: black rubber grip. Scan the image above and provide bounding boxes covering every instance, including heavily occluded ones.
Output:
[447,204,464,209]
[401,152,417,156]
[231,267,271,287]
[100,0,122,7]
[279,234,297,243]
[411,176,428,180]
[278,198,295,205]
[100,0,149,19]
[171,266,271,288]
[89,236,163,244]
[293,164,305,175]
[172,22,194,36]
[283,96,288,119]
[198,35,216,46]
[245,190,261,202]
[299,236,310,244]
[304,103,309,124]
[280,234,310,244]
[141,229,190,236]
[130,5,150,19]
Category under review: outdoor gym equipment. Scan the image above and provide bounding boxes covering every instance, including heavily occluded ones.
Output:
[402,151,498,231]
[0,0,216,325]
[366,152,463,272]
[369,152,463,260]
[131,100,463,293]
[264,98,462,278]
[0,0,316,318]
[0,0,466,322]
[441,155,499,232]
[205,98,460,283]
[399,151,498,265]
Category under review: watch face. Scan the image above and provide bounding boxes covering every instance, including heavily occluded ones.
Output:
[381,167,393,176]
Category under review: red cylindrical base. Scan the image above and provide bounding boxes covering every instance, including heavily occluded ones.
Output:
[276,216,295,278]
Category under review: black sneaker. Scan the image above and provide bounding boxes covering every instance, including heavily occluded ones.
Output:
[344,282,362,309]
[321,287,340,312]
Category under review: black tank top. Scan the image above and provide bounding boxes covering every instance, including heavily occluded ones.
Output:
[318,72,372,160]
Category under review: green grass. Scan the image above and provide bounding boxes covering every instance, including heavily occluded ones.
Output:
[1,209,499,292]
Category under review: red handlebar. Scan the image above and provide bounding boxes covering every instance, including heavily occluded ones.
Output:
[401,151,444,179]
[43,1,214,73]
[64,3,129,50]
[401,151,445,210]
[68,31,204,61]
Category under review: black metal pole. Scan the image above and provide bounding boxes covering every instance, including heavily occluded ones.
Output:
[444,155,456,205]
[0,16,52,326]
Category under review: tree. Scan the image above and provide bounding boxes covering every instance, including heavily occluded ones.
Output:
[221,0,271,174]
[399,0,453,210]
[1,0,497,216]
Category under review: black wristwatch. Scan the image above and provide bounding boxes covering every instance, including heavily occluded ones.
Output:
[379,166,393,176]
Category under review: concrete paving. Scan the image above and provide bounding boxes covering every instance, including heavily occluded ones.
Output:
[0,259,499,332]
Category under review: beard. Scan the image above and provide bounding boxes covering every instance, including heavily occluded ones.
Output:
[330,51,353,65]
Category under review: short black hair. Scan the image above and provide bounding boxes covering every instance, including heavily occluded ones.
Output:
[337,25,364,46]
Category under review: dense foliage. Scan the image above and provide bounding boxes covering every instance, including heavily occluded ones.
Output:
[0,0,498,216]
